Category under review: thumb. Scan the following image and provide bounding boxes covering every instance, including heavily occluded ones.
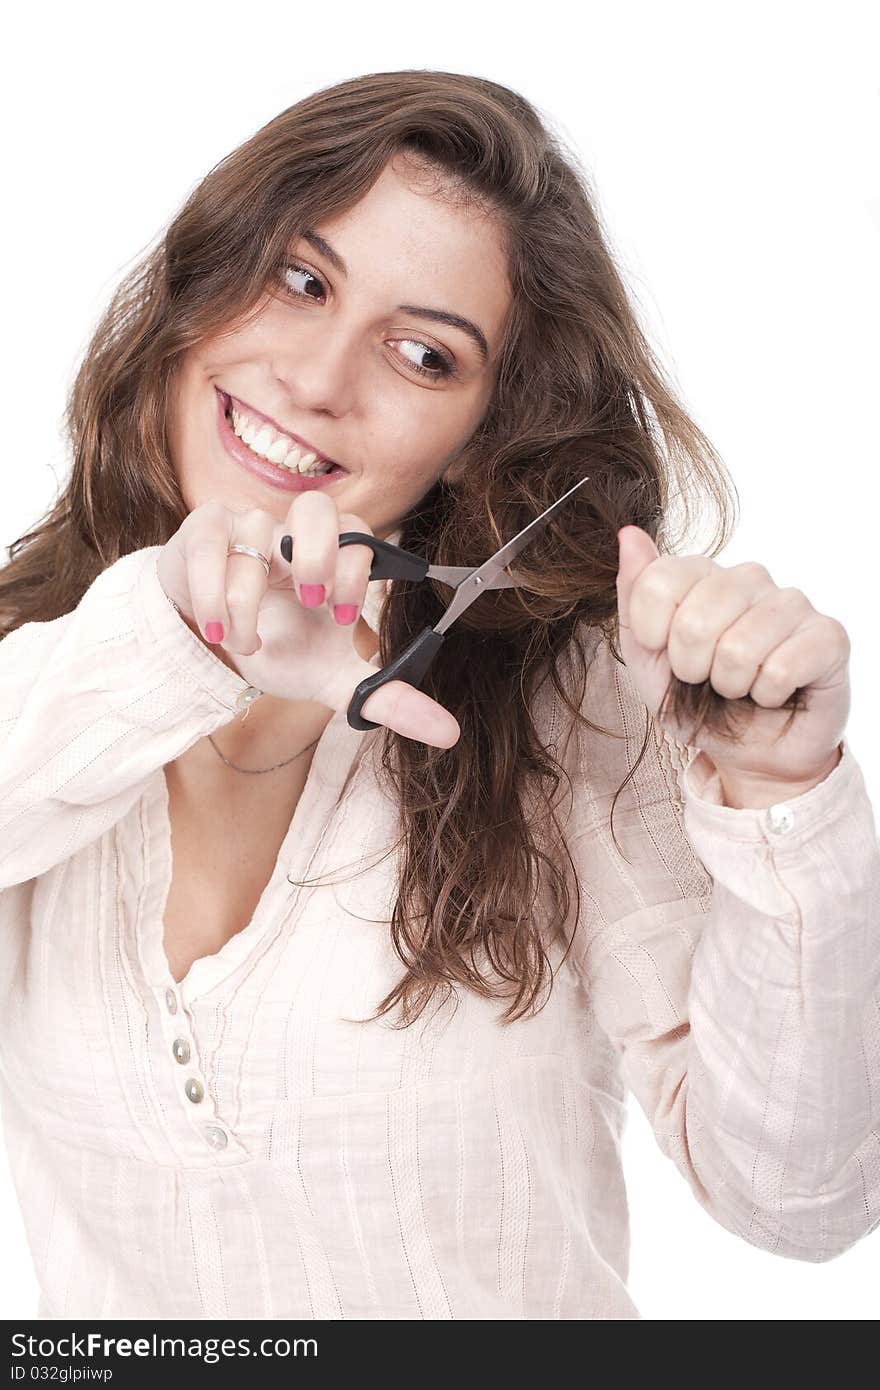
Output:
[359,674,461,748]
[324,650,461,749]
[616,525,661,629]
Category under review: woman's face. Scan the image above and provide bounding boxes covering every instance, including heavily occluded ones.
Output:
[167,154,513,538]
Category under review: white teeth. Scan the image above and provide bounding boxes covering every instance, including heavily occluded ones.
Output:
[251,426,275,454]
[266,437,290,464]
[228,405,334,475]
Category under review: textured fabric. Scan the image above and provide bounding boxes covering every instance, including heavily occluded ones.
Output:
[0,538,878,1321]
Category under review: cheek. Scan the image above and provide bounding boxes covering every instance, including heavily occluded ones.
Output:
[373,392,476,461]
[167,392,221,508]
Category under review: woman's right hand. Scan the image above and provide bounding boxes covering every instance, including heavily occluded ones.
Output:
[156,494,461,749]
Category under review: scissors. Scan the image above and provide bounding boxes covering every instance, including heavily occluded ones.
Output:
[338,475,591,730]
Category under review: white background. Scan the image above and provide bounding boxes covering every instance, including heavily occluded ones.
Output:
[1,0,878,1320]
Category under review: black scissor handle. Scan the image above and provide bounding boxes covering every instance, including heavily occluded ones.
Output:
[337,532,430,583]
[347,626,445,731]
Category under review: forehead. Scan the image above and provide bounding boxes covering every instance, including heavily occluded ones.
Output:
[310,157,512,351]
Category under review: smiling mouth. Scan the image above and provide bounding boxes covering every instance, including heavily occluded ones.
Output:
[219,389,342,476]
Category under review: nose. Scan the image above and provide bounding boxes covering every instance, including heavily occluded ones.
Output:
[272,321,358,417]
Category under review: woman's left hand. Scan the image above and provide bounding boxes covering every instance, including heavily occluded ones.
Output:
[615,525,851,793]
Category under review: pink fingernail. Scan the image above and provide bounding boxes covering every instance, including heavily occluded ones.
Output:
[300,584,325,608]
[333,604,358,625]
[205,621,224,643]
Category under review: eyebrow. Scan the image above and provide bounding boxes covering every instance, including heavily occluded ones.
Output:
[302,230,490,366]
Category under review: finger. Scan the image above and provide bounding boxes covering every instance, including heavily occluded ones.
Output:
[316,652,461,749]
[222,509,276,654]
[181,509,237,648]
[360,679,461,748]
[329,511,377,627]
[627,549,716,652]
[667,563,780,685]
[706,586,810,699]
[280,491,341,610]
[747,616,849,707]
[616,526,662,629]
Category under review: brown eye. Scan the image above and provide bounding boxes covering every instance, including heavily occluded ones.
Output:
[395,339,456,380]
[281,262,325,301]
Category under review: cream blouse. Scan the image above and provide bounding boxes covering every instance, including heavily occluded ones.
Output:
[0,536,878,1319]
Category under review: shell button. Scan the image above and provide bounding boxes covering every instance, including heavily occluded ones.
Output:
[235,686,263,715]
[766,803,795,835]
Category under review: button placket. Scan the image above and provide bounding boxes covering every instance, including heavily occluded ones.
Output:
[163,991,207,1110]
[158,983,238,1152]
[175,1039,219,1138]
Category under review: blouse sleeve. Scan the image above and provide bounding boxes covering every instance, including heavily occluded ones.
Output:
[559,633,880,1262]
[0,547,257,890]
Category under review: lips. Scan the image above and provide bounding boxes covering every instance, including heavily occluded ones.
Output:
[218,388,340,469]
[215,387,348,494]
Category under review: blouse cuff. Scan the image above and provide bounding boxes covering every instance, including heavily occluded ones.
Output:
[680,737,864,857]
[133,547,259,714]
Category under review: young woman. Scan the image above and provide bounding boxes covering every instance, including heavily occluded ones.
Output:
[0,69,876,1321]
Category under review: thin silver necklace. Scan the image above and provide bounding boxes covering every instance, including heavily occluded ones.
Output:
[206,731,323,774]
[206,698,323,775]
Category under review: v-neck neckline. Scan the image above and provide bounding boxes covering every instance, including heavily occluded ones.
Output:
[138,700,373,1004]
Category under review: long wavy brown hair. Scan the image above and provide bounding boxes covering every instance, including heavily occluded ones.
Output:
[1,69,756,1028]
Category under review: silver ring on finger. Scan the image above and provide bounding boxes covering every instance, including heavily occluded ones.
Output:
[227,544,270,576]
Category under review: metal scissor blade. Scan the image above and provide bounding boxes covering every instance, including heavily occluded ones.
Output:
[434,475,591,634]
[426,564,526,590]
